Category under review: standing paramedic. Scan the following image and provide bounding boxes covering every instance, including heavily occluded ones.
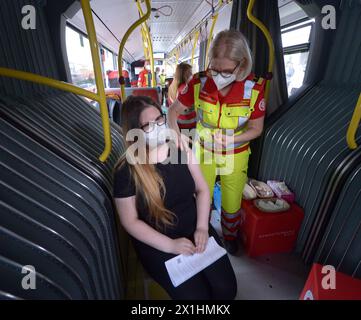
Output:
[168,30,267,254]
[138,60,150,87]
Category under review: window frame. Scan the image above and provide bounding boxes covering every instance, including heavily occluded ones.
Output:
[281,19,314,96]
[65,22,125,84]
[281,20,313,55]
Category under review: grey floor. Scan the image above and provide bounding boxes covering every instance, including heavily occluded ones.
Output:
[210,209,311,300]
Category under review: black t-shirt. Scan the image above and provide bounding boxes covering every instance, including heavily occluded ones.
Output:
[113,148,197,239]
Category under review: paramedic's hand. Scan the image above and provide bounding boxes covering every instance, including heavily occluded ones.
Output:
[194,228,209,253]
[176,133,190,151]
[213,130,223,150]
[221,133,237,148]
[171,238,196,255]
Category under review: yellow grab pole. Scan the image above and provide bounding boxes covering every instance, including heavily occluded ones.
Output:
[147,27,156,87]
[136,0,156,87]
[205,13,219,67]
[80,0,111,162]
[247,0,275,102]
[118,0,151,101]
[346,93,361,149]
[191,31,200,69]
[176,49,179,64]
[140,26,149,59]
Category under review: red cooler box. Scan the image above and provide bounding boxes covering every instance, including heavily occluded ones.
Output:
[300,263,361,300]
[239,199,304,257]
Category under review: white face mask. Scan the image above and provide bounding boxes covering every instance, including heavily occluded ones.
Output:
[145,65,151,71]
[144,123,168,147]
[212,73,236,91]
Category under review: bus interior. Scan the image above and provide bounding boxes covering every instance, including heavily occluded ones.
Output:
[0,0,360,300]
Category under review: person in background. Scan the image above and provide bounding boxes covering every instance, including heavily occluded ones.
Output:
[155,66,162,103]
[160,69,167,104]
[168,30,267,255]
[155,67,161,86]
[122,69,131,87]
[107,70,117,88]
[138,60,150,87]
[168,63,197,130]
[113,95,237,300]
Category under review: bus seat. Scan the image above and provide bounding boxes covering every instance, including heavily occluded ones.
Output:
[0,254,70,299]
[315,161,361,279]
[131,88,160,104]
[258,4,361,260]
[0,0,125,299]
[0,224,89,299]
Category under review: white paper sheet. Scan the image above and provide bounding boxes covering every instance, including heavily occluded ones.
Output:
[165,236,227,287]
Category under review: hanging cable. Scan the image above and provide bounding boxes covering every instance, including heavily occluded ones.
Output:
[166,0,230,57]
[152,5,173,18]
[91,8,135,62]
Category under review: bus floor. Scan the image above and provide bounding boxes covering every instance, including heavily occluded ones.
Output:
[211,210,310,300]
[124,210,310,300]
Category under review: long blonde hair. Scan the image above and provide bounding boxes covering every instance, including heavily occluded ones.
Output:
[209,30,253,81]
[168,62,192,102]
[114,96,175,230]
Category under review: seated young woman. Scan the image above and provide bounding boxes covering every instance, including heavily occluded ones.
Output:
[113,95,237,300]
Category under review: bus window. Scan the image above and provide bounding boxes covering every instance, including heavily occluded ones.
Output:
[281,21,313,96]
[103,46,116,86]
[279,1,313,96]
[65,25,96,92]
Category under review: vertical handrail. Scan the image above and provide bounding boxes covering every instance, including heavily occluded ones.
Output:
[118,0,151,102]
[0,0,112,162]
[247,0,275,102]
[346,93,361,149]
[191,31,200,69]
[176,49,179,64]
[140,26,149,59]
[80,0,111,162]
[205,13,219,67]
[135,0,156,87]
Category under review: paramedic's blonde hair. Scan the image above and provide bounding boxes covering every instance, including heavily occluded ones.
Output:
[209,30,253,81]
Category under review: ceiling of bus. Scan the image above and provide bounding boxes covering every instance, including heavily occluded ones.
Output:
[67,0,308,63]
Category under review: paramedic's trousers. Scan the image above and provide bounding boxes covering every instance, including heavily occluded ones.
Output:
[196,143,250,240]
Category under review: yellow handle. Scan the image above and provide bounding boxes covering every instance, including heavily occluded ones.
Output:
[205,13,219,67]
[346,93,361,150]
[80,0,111,162]
[247,0,275,102]
[191,31,200,68]
[0,0,112,162]
[118,0,152,102]
[135,0,156,88]
[0,67,98,100]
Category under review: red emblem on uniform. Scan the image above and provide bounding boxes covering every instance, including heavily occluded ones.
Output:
[259,98,266,112]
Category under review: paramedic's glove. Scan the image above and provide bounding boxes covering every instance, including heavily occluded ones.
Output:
[171,238,196,256]
[194,228,209,253]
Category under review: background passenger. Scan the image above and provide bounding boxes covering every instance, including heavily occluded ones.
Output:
[168,63,197,130]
